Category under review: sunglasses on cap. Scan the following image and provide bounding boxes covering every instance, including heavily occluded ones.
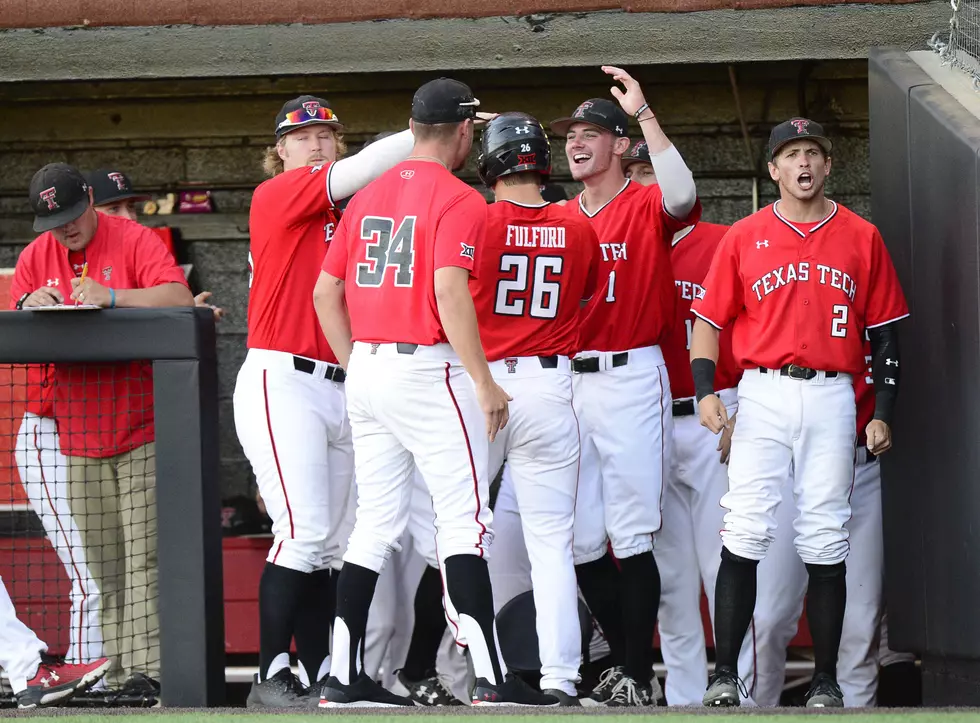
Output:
[277,105,339,131]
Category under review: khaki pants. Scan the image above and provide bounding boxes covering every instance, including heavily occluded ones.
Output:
[67,443,158,687]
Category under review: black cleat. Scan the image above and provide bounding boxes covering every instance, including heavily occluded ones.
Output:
[246,668,308,709]
[471,673,560,707]
[805,672,844,708]
[703,665,745,707]
[318,673,416,708]
[542,688,582,706]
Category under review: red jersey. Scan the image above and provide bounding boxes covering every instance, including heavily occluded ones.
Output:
[23,366,54,418]
[10,213,190,458]
[471,201,599,361]
[692,202,909,377]
[663,222,742,399]
[322,160,486,345]
[247,163,341,363]
[574,180,702,352]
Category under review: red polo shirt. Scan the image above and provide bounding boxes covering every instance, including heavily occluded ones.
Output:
[10,214,189,458]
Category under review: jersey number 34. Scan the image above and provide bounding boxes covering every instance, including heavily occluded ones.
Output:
[356,216,417,287]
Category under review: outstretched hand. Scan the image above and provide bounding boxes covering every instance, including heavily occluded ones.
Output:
[601,65,648,117]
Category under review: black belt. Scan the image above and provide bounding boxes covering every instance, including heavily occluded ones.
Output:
[538,355,559,369]
[293,356,346,383]
[759,364,838,381]
[572,352,629,374]
[396,343,418,355]
[672,398,697,417]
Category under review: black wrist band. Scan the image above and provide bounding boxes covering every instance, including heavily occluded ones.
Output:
[691,357,716,403]
[15,293,29,310]
[873,390,896,427]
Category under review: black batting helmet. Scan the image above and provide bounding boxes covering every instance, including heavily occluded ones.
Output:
[477,112,552,187]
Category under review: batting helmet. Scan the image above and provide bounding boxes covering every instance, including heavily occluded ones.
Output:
[477,112,552,187]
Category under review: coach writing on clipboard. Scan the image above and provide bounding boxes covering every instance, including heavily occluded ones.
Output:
[10,163,193,696]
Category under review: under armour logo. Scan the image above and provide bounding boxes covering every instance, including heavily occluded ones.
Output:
[756,240,769,248]
[615,126,624,134]
[791,119,809,134]
[515,126,530,135]
[107,172,127,191]
[39,187,59,210]
[504,359,518,373]
[459,243,475,260]
[46,278,59,287]
[885,359,899,367]
[40,671,60,687]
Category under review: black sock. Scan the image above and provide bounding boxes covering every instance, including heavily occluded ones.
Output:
[805,561,847,679]
[334,563,380,684]
[294,568,334,684]
[618,551,660,683]
[258,562,309,681]
[444,554,504,684]
[713,547,759,673]
[576,553,626,666]
[401,565,447,682]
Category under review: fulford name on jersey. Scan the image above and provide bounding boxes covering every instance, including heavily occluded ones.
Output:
[750,261,857,303]
[505,225,566,248]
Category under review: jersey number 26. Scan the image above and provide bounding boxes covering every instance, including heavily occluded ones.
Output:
[494,254,562,319]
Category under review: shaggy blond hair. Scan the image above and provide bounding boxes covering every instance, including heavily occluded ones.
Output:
[262,128,348,178]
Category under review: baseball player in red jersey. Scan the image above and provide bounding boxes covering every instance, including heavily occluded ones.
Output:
[234,95,416,707]
[690,118,908,708]
[472,113,600,705]
[624,142,802,707]
[313,78,557,708]
[549,66,700,706]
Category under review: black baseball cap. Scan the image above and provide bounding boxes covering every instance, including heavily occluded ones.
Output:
[768,118,832,160]
[411,78,480,124]
[29,163,92,233]
[275,95,344,138]
[621,140,652,168]
[550,99,630,138]
[85,169,151,206]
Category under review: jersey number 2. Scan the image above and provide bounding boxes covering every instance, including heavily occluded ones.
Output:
[831,304,848,338]
[356,216,416,287]
[494,254,562,319]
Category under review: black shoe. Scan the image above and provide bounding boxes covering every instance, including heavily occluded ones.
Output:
[805,672,844,708]
[542,688,582,707]
[317,673,416,708]
[246,668,308,709]
[122,672,160,696]
[394,671,463,706]
[703,666,745,707]
[471,673,560,706]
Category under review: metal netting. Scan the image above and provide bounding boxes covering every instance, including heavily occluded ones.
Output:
[930,0,980,88]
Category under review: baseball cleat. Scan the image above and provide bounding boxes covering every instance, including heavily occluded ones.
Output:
[246,668,309,709]
[805,673,844,708]
[392,670,462,706]
[542,688,582,706]
[580,665,626,706]
[318,673,416,707]
[604,674,655,707]
[16,655,111,709]
[471,673,560,706]
[702,665,744,707]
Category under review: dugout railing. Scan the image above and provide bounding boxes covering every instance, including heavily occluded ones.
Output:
[0,307,224,707]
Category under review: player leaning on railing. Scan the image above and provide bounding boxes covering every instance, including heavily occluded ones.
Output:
[10,162,195,696]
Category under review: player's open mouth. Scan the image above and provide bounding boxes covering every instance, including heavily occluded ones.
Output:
[572,153,591,165]
[797,172,813,190]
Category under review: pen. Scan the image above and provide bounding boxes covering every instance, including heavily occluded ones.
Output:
[76,262,88,306]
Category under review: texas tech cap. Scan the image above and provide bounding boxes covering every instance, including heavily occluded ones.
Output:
[550,98,629,138]
[621,140,652,168]
[411,78,480,124]
[29,163,91,233]
[85,169,151,206]
[768,118,832,160]
[275,95,344,138]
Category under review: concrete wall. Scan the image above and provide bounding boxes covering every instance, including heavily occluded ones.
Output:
[0,60,872,499]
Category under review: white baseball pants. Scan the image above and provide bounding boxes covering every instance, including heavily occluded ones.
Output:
[233,349,355,573]
[485,356,581,695]
[14,412,104,665]
[572,346,673,562]
[722,369,856,564]
[0,575,45,694]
